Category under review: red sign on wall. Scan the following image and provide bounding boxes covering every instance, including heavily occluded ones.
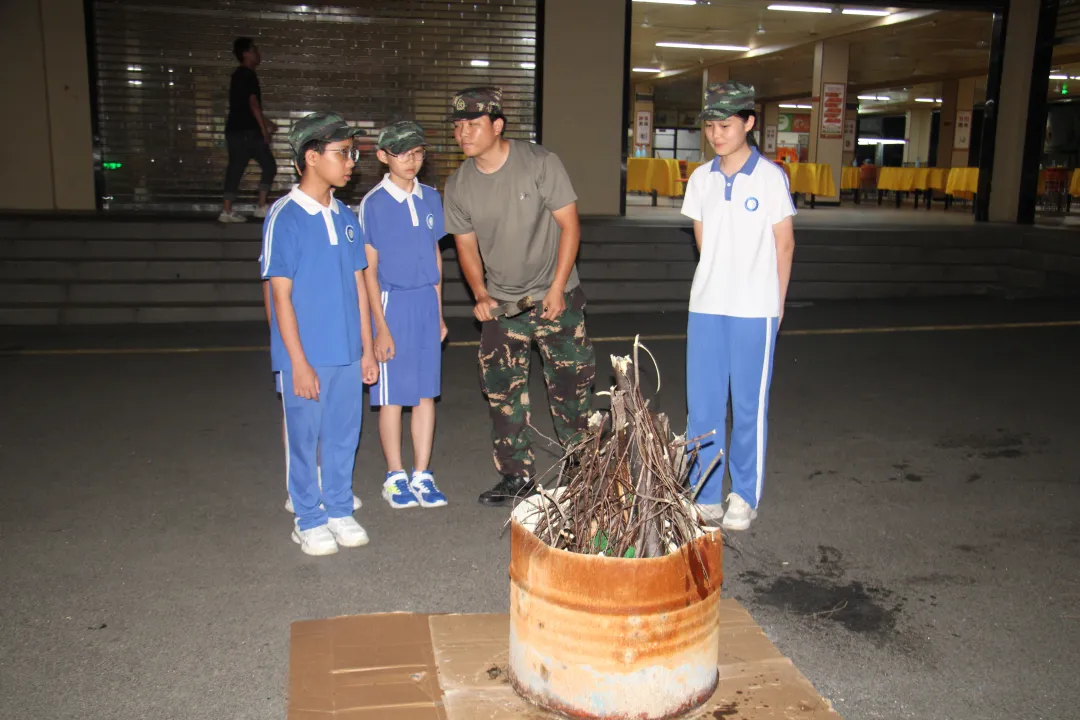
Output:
[792,115,811,133]
[820,82,846,139]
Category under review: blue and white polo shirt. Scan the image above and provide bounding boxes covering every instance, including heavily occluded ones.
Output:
[357,174,444,291]
[680,148,796,318]
[260,186,367,372]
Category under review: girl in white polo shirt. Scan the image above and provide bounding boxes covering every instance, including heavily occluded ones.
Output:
[680,81,796,531]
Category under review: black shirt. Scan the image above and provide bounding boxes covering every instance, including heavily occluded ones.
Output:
[226,66,261,134]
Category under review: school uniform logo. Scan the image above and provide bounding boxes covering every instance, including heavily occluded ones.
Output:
[426,213,434,230]
[346,225,356,242]
[744,197,760,212]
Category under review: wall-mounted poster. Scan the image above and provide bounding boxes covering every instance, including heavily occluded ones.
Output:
[764,125,777,154]
[954,110,972,150]
[843,118,856,152]
[635,110,652,145]
[820,82,845,139]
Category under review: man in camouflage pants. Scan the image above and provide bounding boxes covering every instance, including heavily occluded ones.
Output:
[443,86,596,506]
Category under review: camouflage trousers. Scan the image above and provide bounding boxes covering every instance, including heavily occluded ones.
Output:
[478,286,596,478]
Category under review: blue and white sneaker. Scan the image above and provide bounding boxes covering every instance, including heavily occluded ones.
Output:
[382,470,419,509]
[410,470,448,508]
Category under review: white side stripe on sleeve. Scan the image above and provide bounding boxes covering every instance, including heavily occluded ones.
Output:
[261,196,291,276]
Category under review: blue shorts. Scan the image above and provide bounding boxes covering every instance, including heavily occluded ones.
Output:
[372,285,441,407]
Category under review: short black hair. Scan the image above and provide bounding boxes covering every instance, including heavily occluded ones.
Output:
[233,37,255,62]
[294,139,327,174]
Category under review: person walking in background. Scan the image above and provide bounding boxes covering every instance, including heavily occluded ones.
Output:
[220,37,277,223]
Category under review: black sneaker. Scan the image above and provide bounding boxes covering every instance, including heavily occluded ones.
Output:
[478,475,535,506]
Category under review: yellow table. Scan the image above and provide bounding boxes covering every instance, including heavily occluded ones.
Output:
[945,168,979,196]
[876,167,949,192]
[627,158,683,197]
[784,163,836,207]
[874,167,951,209]
[840,166,860,191]
[685,161,705,178]
[1071,169,1080,197]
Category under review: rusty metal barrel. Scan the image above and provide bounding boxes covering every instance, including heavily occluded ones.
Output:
[508,501,724,719]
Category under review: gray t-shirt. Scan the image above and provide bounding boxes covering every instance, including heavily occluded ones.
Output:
[444,140,580,302]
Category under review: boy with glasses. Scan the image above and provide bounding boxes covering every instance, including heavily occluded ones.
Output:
[261,111,379,555]
[358,121,449,509]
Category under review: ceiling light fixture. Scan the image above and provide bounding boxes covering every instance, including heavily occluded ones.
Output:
[1049,74,1068,80]
[632,67,663,72]
[520,62,536,69]
[778,103,812,109]
[470,59,490,67]
[633,0,697,5]
[914,97,939,102]
[767,4,833,14]
[841,8,891,16]
[656,41,751,51]
[859,138,906,145]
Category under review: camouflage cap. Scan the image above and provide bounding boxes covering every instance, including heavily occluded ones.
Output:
[287,111,367,156]
[377,120,428,155]
[449,86,503,120]
[699,81,756,121]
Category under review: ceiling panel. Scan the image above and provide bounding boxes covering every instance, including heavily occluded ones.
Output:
[633,2,995,104]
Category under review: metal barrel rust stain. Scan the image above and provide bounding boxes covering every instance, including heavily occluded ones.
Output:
[507,512,723,719]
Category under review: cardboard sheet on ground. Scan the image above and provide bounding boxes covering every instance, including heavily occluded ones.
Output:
[288,599,842,719]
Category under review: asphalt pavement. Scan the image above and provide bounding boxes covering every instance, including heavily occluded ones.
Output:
[1,298,1078,720]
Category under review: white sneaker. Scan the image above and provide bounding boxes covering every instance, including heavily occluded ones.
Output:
[721,493,758,531]
[253,205,269,219]
[217,210,247,223]
[285,466,362,513]
[291,524,338,556]
[285,493,361,513]
[326,516,369,548]
[694,503,725,526]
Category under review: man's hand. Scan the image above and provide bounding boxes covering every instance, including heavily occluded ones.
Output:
[361,354,379,384]
[540,286,566,321]
[262,127,272,145]
[440,318,449,341]
[293,362,320,401]
[374,329,395,363]
[473,294,500,322]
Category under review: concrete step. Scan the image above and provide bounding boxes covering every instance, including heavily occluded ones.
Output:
[0,240,1021,269]
[0,217,1075,326]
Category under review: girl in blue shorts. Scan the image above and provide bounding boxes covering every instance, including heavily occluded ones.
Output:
[359,121,449,509]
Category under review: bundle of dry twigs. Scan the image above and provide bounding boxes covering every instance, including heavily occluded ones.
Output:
[521,338,720,559]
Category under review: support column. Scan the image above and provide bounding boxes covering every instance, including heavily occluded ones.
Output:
[903,109,933,166]
[0,0,95,210]
[937,78,978,168]
[952,79,978,168]
[983,0,1057,224]
[761,102,781,161]
[700,65,729,162]
[542,0,628,215]
[632,84,654,158]
[809,40,849,202]
[937,80,958,166]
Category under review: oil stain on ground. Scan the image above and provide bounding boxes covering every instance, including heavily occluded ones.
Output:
[935,430,1040,459]
[749,575,902,641]
[738,544,903,644]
